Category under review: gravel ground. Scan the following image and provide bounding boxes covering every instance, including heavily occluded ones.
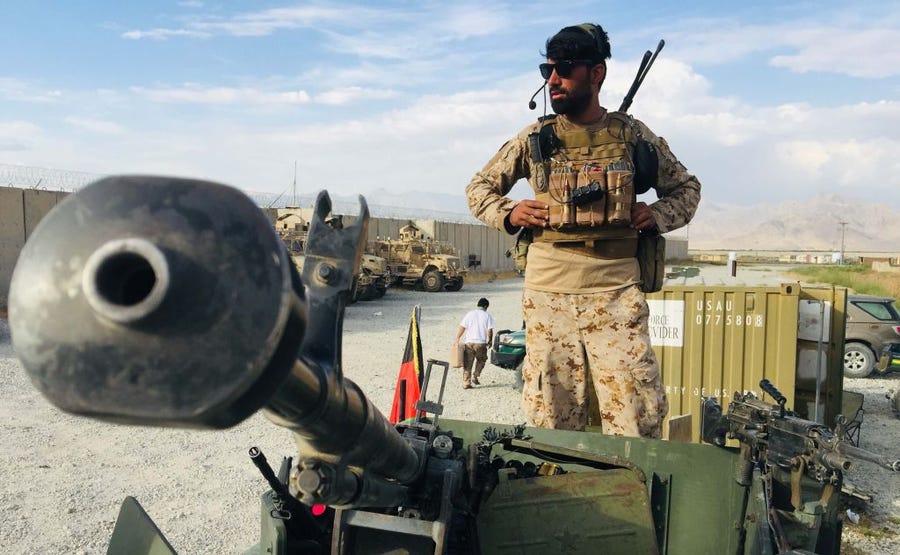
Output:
[1,266,897,554]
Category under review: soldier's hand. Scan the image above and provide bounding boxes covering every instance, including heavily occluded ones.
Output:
[630,202,657,231]
[510,200,549,229]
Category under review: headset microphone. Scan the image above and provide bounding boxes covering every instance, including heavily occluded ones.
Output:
[527,82,546,110]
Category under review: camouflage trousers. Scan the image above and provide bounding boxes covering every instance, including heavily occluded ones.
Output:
[521,285,668,438]
[462,343,488,386]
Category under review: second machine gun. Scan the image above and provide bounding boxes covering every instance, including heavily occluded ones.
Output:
[701,379,899,554]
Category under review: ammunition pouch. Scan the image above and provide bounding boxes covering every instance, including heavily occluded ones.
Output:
[529,112,649,252]
[536,161,634,233]
[636,232,665,293]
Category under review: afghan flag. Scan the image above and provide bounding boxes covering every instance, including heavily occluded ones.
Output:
[389,305,424,424]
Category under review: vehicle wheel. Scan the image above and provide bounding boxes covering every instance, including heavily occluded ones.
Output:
[444,277,463,292]
[358,283,377,301]
[375,283,387,298]
[843,342,875,378]
[423,270,444,292]
[348,276,360,304]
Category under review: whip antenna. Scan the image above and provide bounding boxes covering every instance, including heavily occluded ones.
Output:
[618,39,665,113]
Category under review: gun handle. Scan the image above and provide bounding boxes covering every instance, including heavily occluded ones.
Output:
[759,379,787,406]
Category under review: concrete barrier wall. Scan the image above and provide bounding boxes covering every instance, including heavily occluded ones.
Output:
[667,237,688,261]
[0,188,70,307]
[2,185,687,307]
[0,188,25,307]
[872,260,900,273]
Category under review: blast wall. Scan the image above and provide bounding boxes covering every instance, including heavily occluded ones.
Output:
[1,188,69,307]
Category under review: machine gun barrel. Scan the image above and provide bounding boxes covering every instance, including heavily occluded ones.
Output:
[9,176,420,497]
[702,383,900,478]
[835,442,900,472]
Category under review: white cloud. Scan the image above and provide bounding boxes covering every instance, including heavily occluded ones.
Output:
[0,78,64,103]
[127,83,400,107]
[314,87,399,105]
[440,6,510,38]
[6,6,900,211]
[11,60,898,209]
[770,28,900,78]
[123,6,374,40]
[778,137,899,189]
[121,28,210,40]
[0,121,43,152]
[64,116,125,135]
[130,85,312,105]
[651,21,780,65]
[656,18,900,78]
[322,30,429,60]
[191,6,349,37]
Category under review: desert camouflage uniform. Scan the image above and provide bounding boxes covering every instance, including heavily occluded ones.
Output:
[466,110,700,438]
[522,286,667,436]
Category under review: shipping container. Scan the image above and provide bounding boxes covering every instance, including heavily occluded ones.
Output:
[646,284,847,443]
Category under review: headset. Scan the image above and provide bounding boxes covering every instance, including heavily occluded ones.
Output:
[575,23,609,61]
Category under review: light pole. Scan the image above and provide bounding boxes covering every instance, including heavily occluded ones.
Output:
[838,221,847,264]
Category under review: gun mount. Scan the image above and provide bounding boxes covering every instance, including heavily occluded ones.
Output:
[275,209,388,303]
[9,176,900,554]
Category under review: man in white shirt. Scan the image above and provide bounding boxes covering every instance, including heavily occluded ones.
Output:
[455,298,495,389]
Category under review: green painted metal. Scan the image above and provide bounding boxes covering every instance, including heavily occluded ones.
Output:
[479,469,657,554]
[254,491,287,555]
[445,419,747,555]
[106,496,177,555]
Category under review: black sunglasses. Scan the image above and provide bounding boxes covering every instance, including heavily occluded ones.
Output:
[539,59,594,79]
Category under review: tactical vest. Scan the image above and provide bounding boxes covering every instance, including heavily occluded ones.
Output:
[531,112,639,259]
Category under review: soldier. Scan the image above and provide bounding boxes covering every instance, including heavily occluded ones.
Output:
[465,23,700,438]
[455,298,495,389]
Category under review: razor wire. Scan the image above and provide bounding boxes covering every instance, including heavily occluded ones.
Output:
[0,163,104,192]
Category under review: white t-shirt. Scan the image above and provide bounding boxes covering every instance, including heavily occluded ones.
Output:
[459,309,495,344]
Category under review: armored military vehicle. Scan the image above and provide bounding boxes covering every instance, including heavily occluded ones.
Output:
[371,223,465,292]
[9,176,899,555]
[356,252,389,300]
[276,208,387,302]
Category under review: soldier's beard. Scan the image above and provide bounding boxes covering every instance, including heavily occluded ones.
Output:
[550,83,593,117]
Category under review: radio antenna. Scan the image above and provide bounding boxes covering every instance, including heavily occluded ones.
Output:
[618,39,665,113]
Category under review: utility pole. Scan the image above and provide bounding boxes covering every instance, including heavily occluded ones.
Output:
[838,221,847,264]
[291,160,297,207]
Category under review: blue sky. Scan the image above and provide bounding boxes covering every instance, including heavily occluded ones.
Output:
[2,1,898,211]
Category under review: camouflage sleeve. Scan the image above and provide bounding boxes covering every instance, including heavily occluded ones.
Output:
[635,120,702,234]
[465,132,532,233]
